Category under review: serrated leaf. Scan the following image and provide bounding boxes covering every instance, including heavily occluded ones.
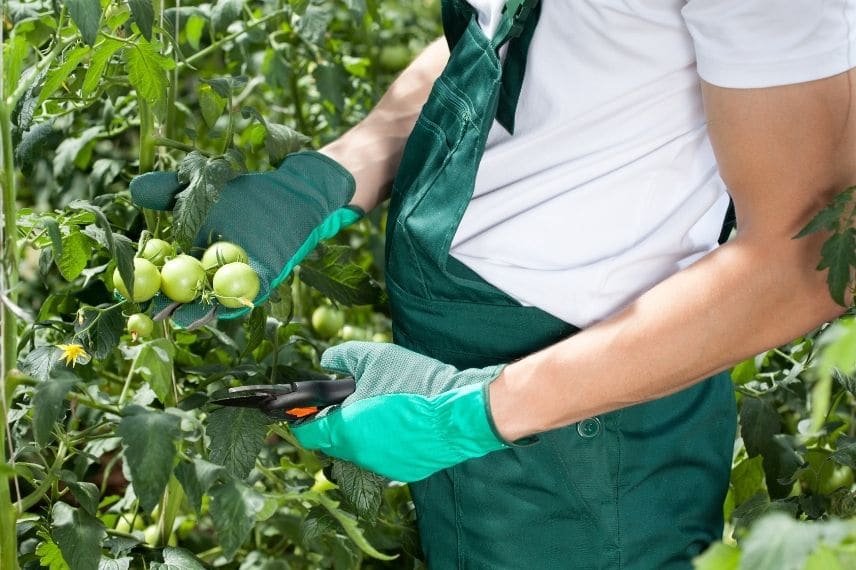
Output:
[64,0,102,46]
[54,126,101,177]
[118,406,181,512]
[39,45,92,105]
[151,548,207,570]
[58,231,93,281]
[817,228,856,306]
[20,345,62,383]
[36,538,70,570]
[265,122,310,166]
[83,38,124,96]
[33,369,77,447]
[300,507,336,545]
[52,502,107,570]
[126,38,174,107]
[173,151,237,249]
[128,0,154,41]
[211,0,244,35]
[331,460,386,521]
[206,406,268,479]
[201,76,247,98]
[199,84,226,128]
[300,245,384,306]
[61,473,101,516]
[16,122,61,169]
[209,480,265,560]
[244,306,266,355]
[98,557,132,570]
[831,436,856,469]
[738,513,853,570]
[796,187,856,238]
[174,457,225,513]
[131,339,175,403]
[298,1,332,44]
[75,304,124,359]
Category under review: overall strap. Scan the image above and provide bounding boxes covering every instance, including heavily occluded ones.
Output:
[440,0,542,134]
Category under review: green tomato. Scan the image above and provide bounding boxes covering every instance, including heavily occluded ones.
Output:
[139,238,174,267]
[311,306,345,339]
[378,45,412,72]
[160,255,207,303]
[212,262,260,308]
[340,324,369,341]
[127,313,154,340]
[802,449,856,495]
[113,258,161,302]
[371,332,392,343]
[201,241,249,274]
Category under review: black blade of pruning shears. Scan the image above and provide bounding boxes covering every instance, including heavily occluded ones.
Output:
[210,378,356,422]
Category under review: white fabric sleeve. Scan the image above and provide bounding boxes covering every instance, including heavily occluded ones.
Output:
[681,0,856,88]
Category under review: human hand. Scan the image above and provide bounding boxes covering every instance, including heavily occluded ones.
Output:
[291,341,509,482]
[128,151,362,326]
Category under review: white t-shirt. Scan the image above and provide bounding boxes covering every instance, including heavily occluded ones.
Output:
[449,0,856,327]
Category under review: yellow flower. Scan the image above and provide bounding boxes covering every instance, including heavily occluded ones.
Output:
[57,343,91,367]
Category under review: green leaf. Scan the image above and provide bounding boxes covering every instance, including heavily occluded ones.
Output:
[244,306,266,355]
[98,557,132,570]
[211,0,244,34]
[173,151,237,250]
[39,45,92,106]
[20,345,62,383]
[313,63,346,110]
[58,231,93,281]
[32,369,77,447]
[118,406,181,512]
[174,457,225,513]
[73,201,136,299]
[300,507,336,546]
[40,216,64,258]
[64,0,103,46]
[740,397,780,458]
[209,479,265,560]
[126,37,174,107]
[199,84,226,128]
[185,15,206,50]
[805,545,847,570]
[75,304,124,359]
[4,33,30,90]
[54,126,101,177]
[52,502,107,570]
[83,38,124,97]
[796,186,856,238]
[730,456,766,507]
[331,460,386,521]
[201,76,247,99]
[206,406,268,479]
[300,245,385,306]
[150,548,207,570]
[61,473,101,516]
[739,513,853,570]
[693,542,740,570]
[315,493,397,561]
[298,1,332,44]
[131,339,176,404]
[265,122,310,166]
[128,0,155,41]
[16,122,61,170]
[817,228,856,306]
[36,538,70,570]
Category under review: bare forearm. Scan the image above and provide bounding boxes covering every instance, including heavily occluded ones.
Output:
[320,38,450,213]
[490,233,846,441]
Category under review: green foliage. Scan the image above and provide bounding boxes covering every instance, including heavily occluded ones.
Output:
[206,406,269,480]
[117,407,181,512]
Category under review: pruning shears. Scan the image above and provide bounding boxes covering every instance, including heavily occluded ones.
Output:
[211,379,356,422]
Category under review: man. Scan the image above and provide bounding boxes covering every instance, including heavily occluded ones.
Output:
[132,0,856,567]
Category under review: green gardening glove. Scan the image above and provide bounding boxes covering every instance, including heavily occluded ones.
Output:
[129,151,362,326]
[291,342,510,482]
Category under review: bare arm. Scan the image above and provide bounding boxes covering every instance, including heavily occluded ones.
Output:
[489,69,856,441]
[320,39,450,213]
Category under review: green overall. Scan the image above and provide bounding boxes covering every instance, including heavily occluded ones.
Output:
[384,0,738,567]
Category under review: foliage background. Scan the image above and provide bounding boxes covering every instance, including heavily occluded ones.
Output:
[1,1,855,569]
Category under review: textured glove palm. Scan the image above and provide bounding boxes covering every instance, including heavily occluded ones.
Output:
[129,151,362,326]
[291,342,509,482]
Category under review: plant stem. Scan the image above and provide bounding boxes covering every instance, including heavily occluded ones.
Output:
[0,96,21,570]
[178,10,288,70]
[138,97,160,233]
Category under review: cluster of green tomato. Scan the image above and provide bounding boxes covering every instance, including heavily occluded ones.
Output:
[115,239,261,339]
